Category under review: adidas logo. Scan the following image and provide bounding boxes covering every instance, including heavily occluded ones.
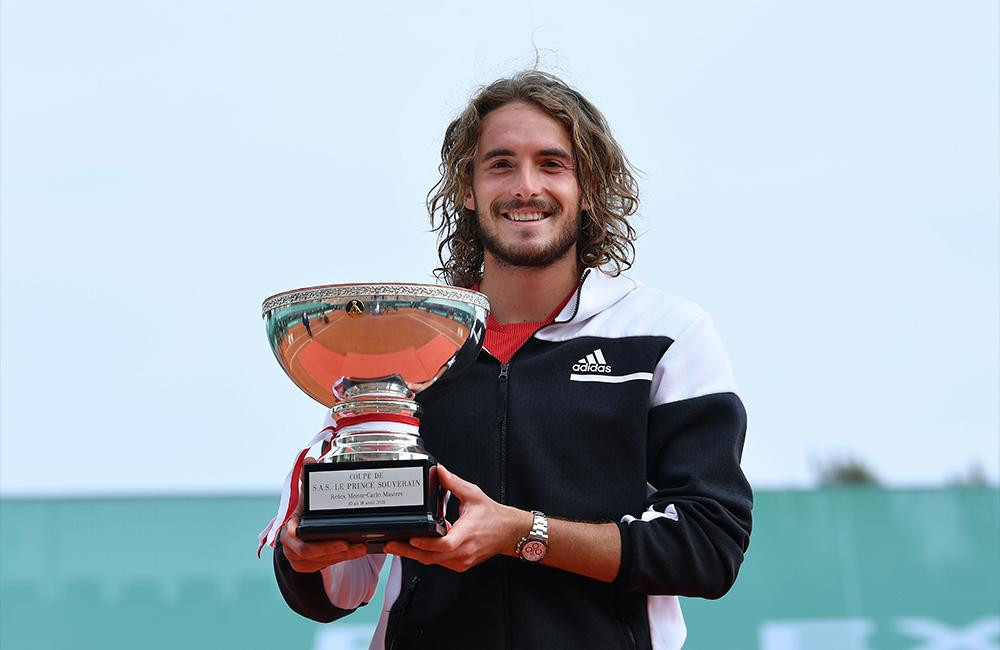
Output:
[572,348,612,374]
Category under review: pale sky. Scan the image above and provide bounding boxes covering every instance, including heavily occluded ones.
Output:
[2,0,997,495]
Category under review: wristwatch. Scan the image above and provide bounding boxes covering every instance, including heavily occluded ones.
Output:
[515,510,549,563]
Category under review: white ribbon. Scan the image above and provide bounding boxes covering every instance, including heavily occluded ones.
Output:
[257,424,335,556]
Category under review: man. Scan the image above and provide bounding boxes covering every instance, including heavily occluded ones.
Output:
[270,71,752,650]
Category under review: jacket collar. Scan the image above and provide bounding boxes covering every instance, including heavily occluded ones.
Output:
[553,267,639,325]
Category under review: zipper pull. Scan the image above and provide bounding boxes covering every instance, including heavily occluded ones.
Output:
[498,363,509,380]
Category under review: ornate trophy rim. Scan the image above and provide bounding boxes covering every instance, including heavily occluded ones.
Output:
[261,282,489,315]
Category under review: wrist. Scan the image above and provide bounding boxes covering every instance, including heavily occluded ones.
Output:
[501,507,535,558]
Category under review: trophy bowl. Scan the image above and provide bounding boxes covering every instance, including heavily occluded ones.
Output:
[263,283,489,546]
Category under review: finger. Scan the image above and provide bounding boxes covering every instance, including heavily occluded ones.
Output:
[408,527,464,552]
[285,541,366,568]
[290,561,330,573]
[282,521,350,557]
[287,545,368,573]
[283,537,347,561]
[284,527,352,554]
[409,536,450,552]
[285,512,300,538]
[292,458,318,518]
[297,539,351,558]
[384,541,447,566]
[437,465,481,500]
[386,541,478,574]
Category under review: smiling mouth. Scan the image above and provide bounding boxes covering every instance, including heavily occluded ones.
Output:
[502,211,550,222]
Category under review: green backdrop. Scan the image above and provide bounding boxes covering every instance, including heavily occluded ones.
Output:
[2,488,997,649]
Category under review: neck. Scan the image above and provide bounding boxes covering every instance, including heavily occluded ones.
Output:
[479,253,581,324]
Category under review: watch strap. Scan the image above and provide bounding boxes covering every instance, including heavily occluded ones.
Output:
[515,510,549,562]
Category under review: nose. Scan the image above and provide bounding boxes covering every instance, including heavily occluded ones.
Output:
[512,165,542,200]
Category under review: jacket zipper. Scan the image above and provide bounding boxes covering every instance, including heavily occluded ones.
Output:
[620,613,638,650]
[497,362,510,504]
[497,360,512,650]
[386,576,421,650]
[533,268,589,337]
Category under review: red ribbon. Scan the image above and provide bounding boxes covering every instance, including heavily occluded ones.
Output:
[334,413,420,429]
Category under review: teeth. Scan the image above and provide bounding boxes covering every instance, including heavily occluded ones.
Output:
[506,212,547,222]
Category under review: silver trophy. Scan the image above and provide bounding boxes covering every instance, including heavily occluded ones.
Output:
[263,283,488,547]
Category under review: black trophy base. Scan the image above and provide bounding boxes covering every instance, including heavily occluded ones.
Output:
[296,512,446,551]
[300,458,445,550]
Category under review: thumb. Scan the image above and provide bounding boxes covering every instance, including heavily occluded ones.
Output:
[294,457,319,515]
[437,464,481,500]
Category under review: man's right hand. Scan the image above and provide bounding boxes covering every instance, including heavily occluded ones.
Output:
[280,457,368,573]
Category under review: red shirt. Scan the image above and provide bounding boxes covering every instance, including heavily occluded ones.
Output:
[479,285,577,363]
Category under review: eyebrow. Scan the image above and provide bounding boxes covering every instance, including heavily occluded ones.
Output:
[480,147,573,161]
[481,148,516,161]
[538,148,572,160]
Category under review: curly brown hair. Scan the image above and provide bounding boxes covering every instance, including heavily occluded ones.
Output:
[428,71,640,288]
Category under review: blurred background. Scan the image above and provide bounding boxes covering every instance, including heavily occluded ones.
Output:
[2,1,997,648]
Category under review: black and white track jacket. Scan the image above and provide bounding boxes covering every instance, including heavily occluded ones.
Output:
[273,269,753,650]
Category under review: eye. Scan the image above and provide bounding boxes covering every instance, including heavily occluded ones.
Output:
[488,160,512,169]
[541,160,566,169]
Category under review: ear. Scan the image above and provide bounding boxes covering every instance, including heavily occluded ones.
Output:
[463,188,476,212]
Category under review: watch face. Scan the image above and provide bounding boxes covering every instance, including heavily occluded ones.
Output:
[520,540,547,562]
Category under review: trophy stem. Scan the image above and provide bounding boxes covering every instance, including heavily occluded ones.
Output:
[323,403,432,463]
[331,398,421,418]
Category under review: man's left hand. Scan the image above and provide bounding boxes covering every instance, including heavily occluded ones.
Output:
[385,465,530,573]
